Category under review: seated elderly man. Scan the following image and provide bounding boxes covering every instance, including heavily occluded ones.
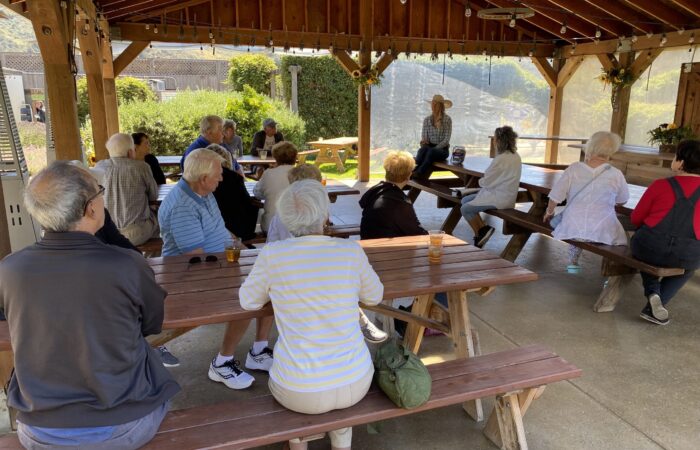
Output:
[158,148,274,389]
[0,162,179,449]
[250,118,284,156]
[95,133,159,246]
[181,115,242,175]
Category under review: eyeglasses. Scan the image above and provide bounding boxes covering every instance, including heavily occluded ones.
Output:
[83,185,105,215]
[188,255,218,264]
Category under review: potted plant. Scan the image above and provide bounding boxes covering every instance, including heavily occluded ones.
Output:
[647,123,696,153]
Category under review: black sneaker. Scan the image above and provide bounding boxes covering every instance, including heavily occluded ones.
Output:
[640,304,670,326]
[474,225,495,248]
[647,293,668,321]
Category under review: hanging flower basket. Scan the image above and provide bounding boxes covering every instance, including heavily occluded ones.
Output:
[352,67,382,88]
[598,67,634,109]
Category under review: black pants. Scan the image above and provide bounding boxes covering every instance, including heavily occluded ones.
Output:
[414,145,448,176]
[631,233,700,306]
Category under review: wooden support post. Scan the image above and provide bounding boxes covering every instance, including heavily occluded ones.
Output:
[113,40,150,77]
[402,294,432,354]
[77,21,109,161]
[447,290,483,422]
[332,50,361,76]
[357,0,372,182]
[531,56,583,163]
[484,387,545,449]
[27,0,82,161]
[100,20,120,136]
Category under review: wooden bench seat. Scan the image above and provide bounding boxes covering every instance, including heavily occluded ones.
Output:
[485,208,684,277]
[0,345,581,450]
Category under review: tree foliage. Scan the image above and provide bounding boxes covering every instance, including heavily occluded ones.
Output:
[77,76,156,123]
[280,55,357,141]
[227,54,277,94]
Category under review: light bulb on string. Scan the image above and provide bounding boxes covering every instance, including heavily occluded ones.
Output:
[678,28,685,35]
[400,0,406,4]
[528,49,533,57]
[646,31,653,39]
[465,2,472,18]
[509,14,516,28]
[560,18,567,35]
[154,24,158,34]
[689,33,695,44]
[595,28,601,39]
[145,24,150,30]
[660,33,667,46]
[631,35,638,43]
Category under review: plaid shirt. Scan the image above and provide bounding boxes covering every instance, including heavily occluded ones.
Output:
[96,157,158,229]
[421,114,452,149]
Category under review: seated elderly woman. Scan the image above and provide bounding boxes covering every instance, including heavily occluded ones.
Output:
[630,139,700,325]
[253,141,298,233]
[459,126,522,248]
[544,131,629,273]
[240,180,383,450]
[207,143,259,241]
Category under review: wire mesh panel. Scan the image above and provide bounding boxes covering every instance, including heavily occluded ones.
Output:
[0,62,27,176]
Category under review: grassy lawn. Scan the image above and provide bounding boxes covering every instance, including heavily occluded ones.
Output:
[316,159,456,182]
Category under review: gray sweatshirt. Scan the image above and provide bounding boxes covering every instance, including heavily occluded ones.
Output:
[0,232,180,428]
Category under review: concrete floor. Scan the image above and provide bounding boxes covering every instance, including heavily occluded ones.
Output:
[2,181,699,449]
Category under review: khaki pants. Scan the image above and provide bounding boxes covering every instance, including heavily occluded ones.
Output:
[120,215,159,246]
[269,368,374,448]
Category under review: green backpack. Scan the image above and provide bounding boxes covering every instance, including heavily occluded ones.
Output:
[373,339,432,409]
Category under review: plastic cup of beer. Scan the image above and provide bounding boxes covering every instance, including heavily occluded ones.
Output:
[259,149,268,160]
[428,230,445,264]
[321,174,327,186]
[225,238,242,263]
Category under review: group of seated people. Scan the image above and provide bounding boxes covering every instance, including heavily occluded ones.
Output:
[1,101,698,448]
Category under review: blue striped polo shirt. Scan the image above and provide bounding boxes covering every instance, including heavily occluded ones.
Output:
[158,179,232,256]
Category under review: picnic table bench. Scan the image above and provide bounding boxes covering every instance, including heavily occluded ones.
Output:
[0,345,581,450]
[308,137,358,172]
[408,156,683,312]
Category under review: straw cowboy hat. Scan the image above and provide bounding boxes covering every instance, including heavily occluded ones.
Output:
[427,94,453,109]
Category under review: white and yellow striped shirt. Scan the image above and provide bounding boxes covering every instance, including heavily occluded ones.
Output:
[240,235,384,392]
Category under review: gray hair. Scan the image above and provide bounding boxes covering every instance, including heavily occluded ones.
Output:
[223,119,236,131]
[24,161,98,232]
[105,133,134,158]
[206,143,233,170]
[183,148,225,182]
[585,131,621,160]
[199,115,223,136]
[277,179,329,237]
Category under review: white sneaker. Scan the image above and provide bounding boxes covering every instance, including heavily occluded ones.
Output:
[208,358,255,390]
[361,320,388,343]
[245,347,274,372]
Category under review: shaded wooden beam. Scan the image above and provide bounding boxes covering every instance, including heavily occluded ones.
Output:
[668,0,700,20]
[531,56,557,86]
[629,47,663,78]
[562,28,700,56]
[621,0,687,31]
[519,0,600,38]
[374,51,395,76]
[597,53,619,72]
[100,17,120,136]
[125,0,210,22]
[481,0,577,43]
[545,0,629,37]
[113,40,150,76]
[610,52,635,140]
[583,0,657,35]
[77,18,109,161]
[27,0,82,161]
[357,0,372,182]
[105,0,183,21]
[332,50,361,76]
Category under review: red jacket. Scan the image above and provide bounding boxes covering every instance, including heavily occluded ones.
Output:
[631,176,700,239]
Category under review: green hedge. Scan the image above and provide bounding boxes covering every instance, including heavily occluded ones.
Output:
[77,76,156,124]
[280,55,357,141]
[227,54,277,94]
[115,88,305,156]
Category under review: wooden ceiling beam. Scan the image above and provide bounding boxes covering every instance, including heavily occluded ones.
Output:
[562,27,700,55]
[667,0,700,20]
[124,0,211,22]
[530,56,558,86]
[582,0,658,35]
[374,51,396,76]
[113,22,557,56]
[543,0,629,37]
[453,0,559,41]
[482,0,577,43]
[332,49,361,75]
[620,0,687,31]
[105,0,184,21]
[628,47,663,78]
[113,40,150,76]
[517,0,599,38]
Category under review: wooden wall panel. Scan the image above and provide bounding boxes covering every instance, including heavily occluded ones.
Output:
[428,0,447,39]
[285,0,305,31]
[307,0,326,33]
[237,0,261,29]
[389,0,408,37]
[329,0,349,34]
[349,0,359,35]
[261,0,285,30]
[213,0,236,28]
[188,3,212,29]
[448,1,465,41]
[373,0,390,37]
[411,0,427,38]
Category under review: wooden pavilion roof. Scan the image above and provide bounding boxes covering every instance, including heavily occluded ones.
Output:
[5,0,699,57]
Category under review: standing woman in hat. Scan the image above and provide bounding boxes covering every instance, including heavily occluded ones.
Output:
[413,94,453,178]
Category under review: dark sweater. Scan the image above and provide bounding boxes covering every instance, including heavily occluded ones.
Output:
[359,182,428,239]
[213,167,260,241]
[0,232,180,427]
[95,208,139,252]
[250,130,284,156]
[144,153,166,185]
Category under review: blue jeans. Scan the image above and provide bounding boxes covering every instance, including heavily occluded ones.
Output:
[414,145,448,176]
[460,194,496,222]
[17,402,170,450]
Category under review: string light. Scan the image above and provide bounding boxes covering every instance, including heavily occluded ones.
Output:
[689,33,695,44]
[631,35,638,43]
[595,27,602,39]
[465,2,472,18]
[509,14,516,28]
[560,18,567,35]
[153,24,158,34]
[145,24,150,30]
[677,27,685,35]
[399,0,407,4]
[660,33,667,46]
[646,31,653,39]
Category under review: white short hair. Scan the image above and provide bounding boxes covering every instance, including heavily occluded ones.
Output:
[200,115,223,136]
[585,131,621,159]
[277,179,329,237]
[105,133,134,158]
[25,161,98,232]
[183,148,224,182]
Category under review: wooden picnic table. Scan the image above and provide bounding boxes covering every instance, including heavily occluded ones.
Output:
[156,180,359,205]
[489,135,588,159]
[155,155,181,167]
[308,137,358,172]
[0,235,537,424]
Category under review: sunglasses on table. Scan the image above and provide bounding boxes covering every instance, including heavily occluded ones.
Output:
[188,255,219,264]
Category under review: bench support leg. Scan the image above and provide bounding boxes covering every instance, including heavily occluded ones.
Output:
[593,275,634,313]
[441,207,463,235]
[146,327,196,347]
[402,294,433,354]
[484,387,544,450]
[447,290,483,422]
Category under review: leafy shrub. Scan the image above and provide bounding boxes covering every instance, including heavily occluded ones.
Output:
[227,54,278,94]
[115,88,305,156]
[224,85,306,151]
[280,55,357,141]
[77,76,156,123]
